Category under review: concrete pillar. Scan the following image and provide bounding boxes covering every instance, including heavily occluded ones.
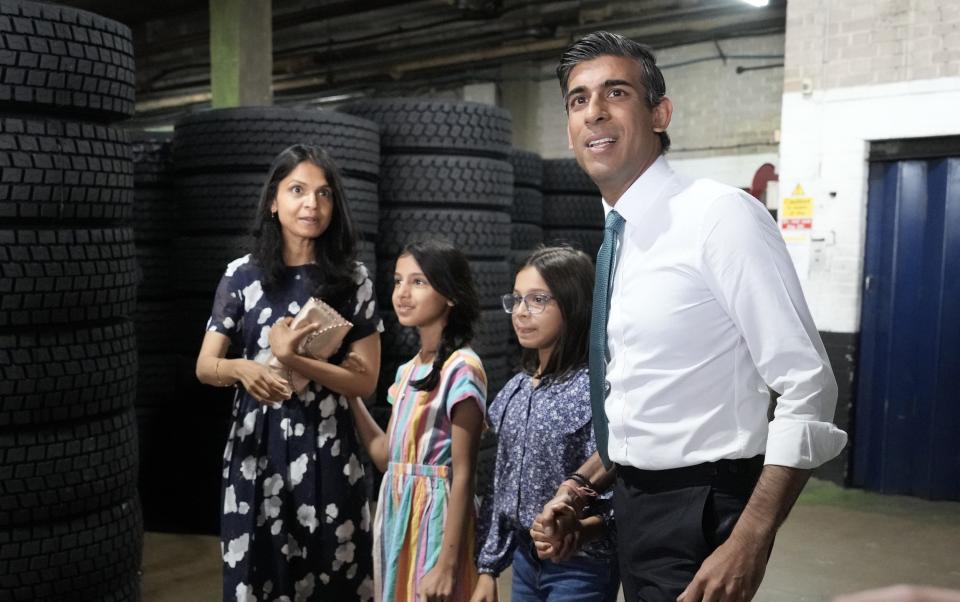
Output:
[462,82,498,106]
[500,61,571,157]
[209,0,272,107]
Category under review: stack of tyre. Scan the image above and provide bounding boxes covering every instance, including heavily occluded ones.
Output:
[0,2,142,600]
[127,131,182,531]
[504,149,544,376]
[542,158,604,257]
[129,107,381,533]
[340,99,515,411]
[507,149,545,272]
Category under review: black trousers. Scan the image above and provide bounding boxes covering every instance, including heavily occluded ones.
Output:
[613,456,764,602]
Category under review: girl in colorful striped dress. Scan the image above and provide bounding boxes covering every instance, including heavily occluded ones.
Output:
[345,239,486,602]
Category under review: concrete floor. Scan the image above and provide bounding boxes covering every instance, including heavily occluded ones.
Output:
[142,479,960,601]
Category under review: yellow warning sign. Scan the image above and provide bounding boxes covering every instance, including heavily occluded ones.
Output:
[781,183,813,229]
[782,197,813,218]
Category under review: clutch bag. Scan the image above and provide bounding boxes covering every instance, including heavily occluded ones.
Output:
[265,297,353,396]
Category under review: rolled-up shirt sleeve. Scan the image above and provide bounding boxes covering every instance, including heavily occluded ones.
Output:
[699,193,847,469]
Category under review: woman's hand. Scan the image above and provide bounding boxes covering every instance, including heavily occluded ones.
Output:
[418,562,456,601]
[469,574,498,602]
[232,359,291,404]
[268,317,316,363]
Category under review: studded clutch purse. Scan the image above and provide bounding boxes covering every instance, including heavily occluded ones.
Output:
[266,297,353,396]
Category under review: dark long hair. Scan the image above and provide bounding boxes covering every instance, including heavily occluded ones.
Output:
[401,239,480,392]
[556,31,671,152]
[251,144,358,306]
[518,246,594,383]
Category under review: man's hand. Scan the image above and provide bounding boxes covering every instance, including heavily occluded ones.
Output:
[678,465,808,601]
[531,507,582,561]
[676,530,769,602]
[529,486,583,560]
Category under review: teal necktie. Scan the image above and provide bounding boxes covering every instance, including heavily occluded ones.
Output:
[589,210,625,468]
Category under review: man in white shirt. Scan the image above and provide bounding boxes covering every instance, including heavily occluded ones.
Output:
[530,31,848,601]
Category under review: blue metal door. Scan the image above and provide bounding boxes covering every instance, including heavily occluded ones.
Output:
[855,157,960,500]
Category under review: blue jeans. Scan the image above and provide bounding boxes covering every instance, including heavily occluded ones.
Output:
[511,534,620,602]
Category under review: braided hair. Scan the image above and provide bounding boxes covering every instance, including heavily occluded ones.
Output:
[401,239,480,392]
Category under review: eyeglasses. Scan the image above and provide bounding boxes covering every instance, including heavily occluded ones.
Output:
[501,292,555,314]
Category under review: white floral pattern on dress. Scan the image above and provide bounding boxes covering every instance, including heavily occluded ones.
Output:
[208,259,380,600]
[223,534,250,568]
[297,504,319,533]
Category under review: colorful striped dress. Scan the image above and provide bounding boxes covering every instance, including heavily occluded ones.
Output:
[372,347,487,602]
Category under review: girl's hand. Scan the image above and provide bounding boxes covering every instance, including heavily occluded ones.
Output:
[233,359,291,403]
[418,562,455,601]
[469,574,498,602]
[268,317,315,363]
[340,351,369,374]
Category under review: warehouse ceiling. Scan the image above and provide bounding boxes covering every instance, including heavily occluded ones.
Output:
[56,0,785,122]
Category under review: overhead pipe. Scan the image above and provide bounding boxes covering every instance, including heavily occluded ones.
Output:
[736,63,784,73]
[387,37,570,76]
[134,1,786,113]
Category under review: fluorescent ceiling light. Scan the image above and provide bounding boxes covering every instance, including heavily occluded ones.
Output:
[740,0,769,6]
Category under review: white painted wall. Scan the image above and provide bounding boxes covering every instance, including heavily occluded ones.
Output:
[779,77,960,332]
[669,152,778,190]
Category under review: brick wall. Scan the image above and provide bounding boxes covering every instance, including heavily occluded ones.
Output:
[784,0,960,93]
[659,35,784,160]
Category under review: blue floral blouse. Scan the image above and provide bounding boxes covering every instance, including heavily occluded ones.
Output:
[475,366,615,576]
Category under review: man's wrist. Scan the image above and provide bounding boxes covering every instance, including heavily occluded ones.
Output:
[730,510,776,548]
[557,481,591,515]
[562,478,598,500]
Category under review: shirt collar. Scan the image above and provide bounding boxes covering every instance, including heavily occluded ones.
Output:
[601,154,676,224]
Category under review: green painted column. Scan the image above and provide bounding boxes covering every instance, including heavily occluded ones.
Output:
[209,0,272,107]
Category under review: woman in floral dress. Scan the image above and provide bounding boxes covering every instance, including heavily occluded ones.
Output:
[196,144,381,601]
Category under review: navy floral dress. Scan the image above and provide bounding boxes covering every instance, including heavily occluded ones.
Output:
[206,254,382,602]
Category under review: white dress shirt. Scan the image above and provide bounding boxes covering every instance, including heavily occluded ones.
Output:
[603,156,847,470]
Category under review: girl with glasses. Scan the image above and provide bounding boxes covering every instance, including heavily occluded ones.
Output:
[472,246,619,602]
